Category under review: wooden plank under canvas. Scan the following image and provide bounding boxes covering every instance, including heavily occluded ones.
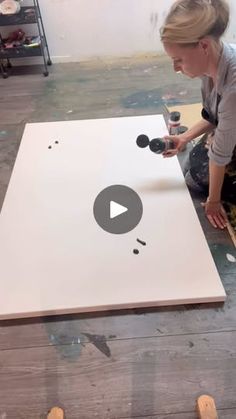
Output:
[168,103,202,131]
[0,115,226,319]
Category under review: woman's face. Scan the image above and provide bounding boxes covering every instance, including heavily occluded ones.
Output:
[163,41,208,78]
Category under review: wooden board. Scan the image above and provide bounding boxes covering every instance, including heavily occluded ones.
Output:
[197,395,218,419]
[225,203,236,248]
[168,103,202,130]
[0,115,226,319]
[47,407,64,419]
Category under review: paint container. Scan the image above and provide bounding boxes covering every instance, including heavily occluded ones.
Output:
[149,137,175,154]
[136,134,175,154]
[168,111,181,135]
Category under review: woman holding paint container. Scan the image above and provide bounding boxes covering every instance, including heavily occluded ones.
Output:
[160,0,236,230]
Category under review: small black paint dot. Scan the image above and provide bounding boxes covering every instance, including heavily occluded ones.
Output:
[137,238,146,246]
[55,141,59,144]
[48,146,52,149]
[133,249,139,255]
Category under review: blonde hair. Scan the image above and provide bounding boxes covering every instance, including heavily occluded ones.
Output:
[160,0,229,44]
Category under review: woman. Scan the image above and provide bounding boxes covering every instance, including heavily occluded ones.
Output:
[160,0,236,229]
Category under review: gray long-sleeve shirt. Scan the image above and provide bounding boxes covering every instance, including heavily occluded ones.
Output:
[201,42,236,166]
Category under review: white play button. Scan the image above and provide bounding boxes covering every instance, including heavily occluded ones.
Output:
[93,185,143,234]
[110,201,128,219]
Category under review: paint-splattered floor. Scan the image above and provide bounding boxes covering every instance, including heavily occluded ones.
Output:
[0,57,236,418]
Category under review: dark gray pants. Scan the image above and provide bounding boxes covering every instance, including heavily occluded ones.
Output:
[184,136,236,204]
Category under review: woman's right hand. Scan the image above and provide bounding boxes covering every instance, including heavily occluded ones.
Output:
[162,134,189,157]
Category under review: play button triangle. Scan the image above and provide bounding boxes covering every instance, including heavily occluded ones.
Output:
[93,185,143,234]
[110,201,128,219]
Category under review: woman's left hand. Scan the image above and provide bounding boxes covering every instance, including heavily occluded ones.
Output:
[201,198,228,229]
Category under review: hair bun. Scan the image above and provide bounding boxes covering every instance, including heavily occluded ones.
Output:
[161,0,229,44]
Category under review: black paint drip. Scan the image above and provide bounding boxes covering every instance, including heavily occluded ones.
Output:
[48,145,52,149]
[137,238,146,246]
[133,249,139,255]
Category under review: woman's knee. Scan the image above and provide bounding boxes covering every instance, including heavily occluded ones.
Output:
[184,170,206,193]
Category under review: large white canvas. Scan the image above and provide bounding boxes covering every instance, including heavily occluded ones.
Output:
[0,115,226,319]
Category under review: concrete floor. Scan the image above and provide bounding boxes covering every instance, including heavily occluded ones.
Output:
[0,57,236,418]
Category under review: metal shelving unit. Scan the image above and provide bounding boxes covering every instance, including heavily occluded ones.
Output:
[0,0,51,78]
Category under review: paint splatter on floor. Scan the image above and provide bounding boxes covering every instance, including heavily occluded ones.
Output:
[82,333,111,358]
[224,202,236,243]
[226,253,236,263]
[210,244,236,273]
[122,89,182,109]
[48,332,85,360]
[45,321,86,361]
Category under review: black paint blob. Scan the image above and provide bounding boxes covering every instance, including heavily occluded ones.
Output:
[137,238,146,246]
